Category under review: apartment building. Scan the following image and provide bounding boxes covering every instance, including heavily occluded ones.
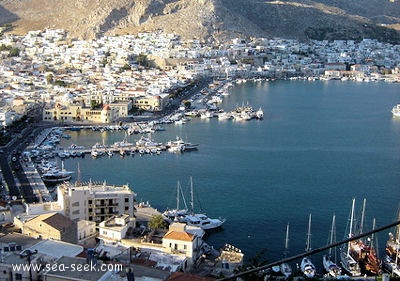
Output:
[57,181,136,223]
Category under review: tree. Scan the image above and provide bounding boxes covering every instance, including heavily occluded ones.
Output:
[183,100,191,109]
[148,214,167,230]
[46,74,54,85]
[137,53,149,67]
[121,63,131,71]
[9,47,20,57]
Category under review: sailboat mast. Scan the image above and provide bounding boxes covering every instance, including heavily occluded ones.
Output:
[306,213,312,252]
[176,181,180,210]
[360,198,366,235]
[285,223,290,250]
[328,214,336,256]
[347,198,356,256]
[190,176,194,212]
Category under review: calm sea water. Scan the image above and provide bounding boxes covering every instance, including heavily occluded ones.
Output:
[60,80,400,269]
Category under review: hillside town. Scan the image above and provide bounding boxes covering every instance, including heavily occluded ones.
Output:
[0,29,400,127]
[0,29,399,281]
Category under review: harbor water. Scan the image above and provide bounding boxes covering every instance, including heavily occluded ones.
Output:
[60,80,400,269]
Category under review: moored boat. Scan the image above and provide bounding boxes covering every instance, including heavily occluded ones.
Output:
[163,177,225,231]
[392,104,400,117]
[340,198,362,277]
[386,210,400,263]
[348,199,382,275]
[41,161,73,185]
[162,181,189,223]
[301,214,316,278]
[323,214,342,277]
[382,255,400,276]
[278,223,292,278]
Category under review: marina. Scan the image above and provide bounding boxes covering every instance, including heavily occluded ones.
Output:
[16,79,400,277]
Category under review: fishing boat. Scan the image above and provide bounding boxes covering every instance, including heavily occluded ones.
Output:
[323,214,342,277]
[300,213,316,278]
[391,104,400,117]
[340,198,362,276]
[279,223,292,278]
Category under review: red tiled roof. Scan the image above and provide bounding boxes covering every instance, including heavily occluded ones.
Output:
[163,230,194,242]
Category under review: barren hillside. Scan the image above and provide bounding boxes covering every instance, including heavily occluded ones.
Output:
[0,0,399,43]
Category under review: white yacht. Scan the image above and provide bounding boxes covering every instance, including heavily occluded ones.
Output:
[301,214,316,278]
[163,177,225,231]
[323,254,342,277]
[392,104,400,117]
[323,215,342,277]
[256,107,264,119]
[300,257,316,278]
[279,223,292,278]
[182,213,226,230]
[340,199,362,277]
[162,181,189,223]
[166,137,199,152]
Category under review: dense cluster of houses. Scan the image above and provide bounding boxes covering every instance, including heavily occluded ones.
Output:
[0,181,243,280]
[0,29,400,127]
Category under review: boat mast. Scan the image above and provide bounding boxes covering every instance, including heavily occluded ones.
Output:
[328,214,336,257]
[347,198,356,256]
[190,176,194,212]
[284,222,290,258]
[359,198,366,235]
[306,213,312,252]
[176,181,180,210]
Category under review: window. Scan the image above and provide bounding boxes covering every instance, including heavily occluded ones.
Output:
[15,273,22,280]
[72,202,79,207]
[125,198,129,203]
[88,200,93,204]
[184,245,187,250]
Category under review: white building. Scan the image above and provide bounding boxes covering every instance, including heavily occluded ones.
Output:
[162,223,203,266]
[98,214,135,243]
[57,181,136,223]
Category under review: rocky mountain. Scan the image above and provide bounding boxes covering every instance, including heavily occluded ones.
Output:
[1,0,400,43]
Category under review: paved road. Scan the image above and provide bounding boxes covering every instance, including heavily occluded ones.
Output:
[0,124,53,203]
[0,78,212,203]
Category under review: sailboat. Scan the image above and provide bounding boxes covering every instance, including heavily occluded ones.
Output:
[181,177,226,230]
[300,213,316,278]
[323,214,342,277]
[340,198,362,276]
[279,223,292,278]
[348,199,382,275]
[162,181,189,223]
